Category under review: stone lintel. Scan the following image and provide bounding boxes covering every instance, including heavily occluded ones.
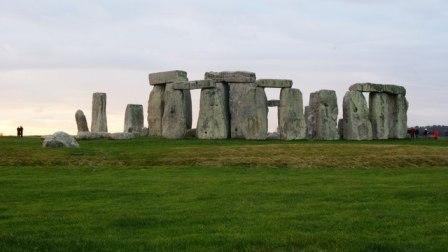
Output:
[149,70,188,85]
[256,79,292,88]
[171,80,216,90]
[267,100,280,107]
[205,71,256,83]
[349,83,406,95]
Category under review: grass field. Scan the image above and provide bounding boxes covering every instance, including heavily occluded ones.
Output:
[1,137,447,251]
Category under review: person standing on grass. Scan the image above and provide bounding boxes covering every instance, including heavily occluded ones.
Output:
[415,128,420,138]
[16,127,20,137]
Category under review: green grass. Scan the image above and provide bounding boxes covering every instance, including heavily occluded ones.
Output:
[0,137,447,251]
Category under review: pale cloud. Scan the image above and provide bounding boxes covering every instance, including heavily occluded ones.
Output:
[0,0,447,135]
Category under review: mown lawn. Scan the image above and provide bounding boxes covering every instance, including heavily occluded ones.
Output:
[0,137,447,251]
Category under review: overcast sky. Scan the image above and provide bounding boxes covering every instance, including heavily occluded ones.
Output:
[0,0,447,135]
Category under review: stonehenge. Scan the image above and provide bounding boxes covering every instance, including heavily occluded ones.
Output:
[75,110,89,133]
[91,92,108,133]
[73,71,409,142]
[124,104,144,133]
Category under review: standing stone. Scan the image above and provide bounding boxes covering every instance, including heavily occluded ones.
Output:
[161,84,192,139]
[124,104,144,133]
[304,106,314,139]
[278,88,306,140]
[308,90,339,140]
[228,83,268,140]
[91,93,107,133]
[342,91,372,140]
[369,92,389,139]
[147,86,165,137]
[75,109,89,133]
[197,83,230,139]
[395,94,408,139]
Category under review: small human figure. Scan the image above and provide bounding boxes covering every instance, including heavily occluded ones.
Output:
[19,126,23,137]
[432,130,440,140]
[424,128,428,138]
[415,128,420,138]
[17,127,20,137]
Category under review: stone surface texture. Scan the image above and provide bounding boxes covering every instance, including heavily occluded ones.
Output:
[147,85,165,136]
[149,70,188,85]
[197,82,230,139]
[205,71,256,83]
[228,83,267,140]
[172,80,216,90]
[256,79,293,88]
[76,132,110,140]
[278,88,306,140]
[308,90,339,140]
[267,100,280,107]
[161,84,192,139]
[109,132,135,140]
[349,83,406,95]
[75,109,89,132]
[43,131,79,148]
[91,92,108,133]
[124,104,144,133]
[369,92,390,139]
[341,91,373,140]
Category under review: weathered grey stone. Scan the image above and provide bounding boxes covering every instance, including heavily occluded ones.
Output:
[278,88,306,140]
[205,71,256,83]
[109,132,135,140]
[75,109,89,133]
[338,119,344,140]
[304,106,314,139]
[267,132,280,140]
[161,84,192,139]
[76,132,110,140]
[124,104,144,133]
[91,93,107,133]
[256,79,292,88]
[197,82,230,139]
[228,83,267,139]
[369,92,390,139]
[184,90,192,129]
[185,128,197,138]
[148,70,188,85]
[147,85,165,136]
[141,127,149,136]
[349,83,406,95]
[43,131,79,148]
[308,90,339,140]
[387,94,408,139]
[172,80,216,90]
[267,100,280,107]
[342,91,373,140]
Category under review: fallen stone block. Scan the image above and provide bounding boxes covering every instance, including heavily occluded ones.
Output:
[148,70,188,85]
[109,132,135,140]
[76,132,110,140]
[256,79,292,88]
[43,131,79,148]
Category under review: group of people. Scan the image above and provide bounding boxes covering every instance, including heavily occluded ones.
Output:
[408,128,441,140]
[16,126,24,137]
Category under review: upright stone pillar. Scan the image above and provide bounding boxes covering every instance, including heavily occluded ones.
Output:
[124,104,144,133]
[91,92,107,133]
[148,70,190,139]
[308,90,339,140]
[369,92,389,139]
[197,83,230,139]
[278,88,306,140]
[342,91,372,140]
[205,71,267,140]
[75,109,89,133]
[147,85,165,136]
[395,94,408,139]
[162,84,191,139]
